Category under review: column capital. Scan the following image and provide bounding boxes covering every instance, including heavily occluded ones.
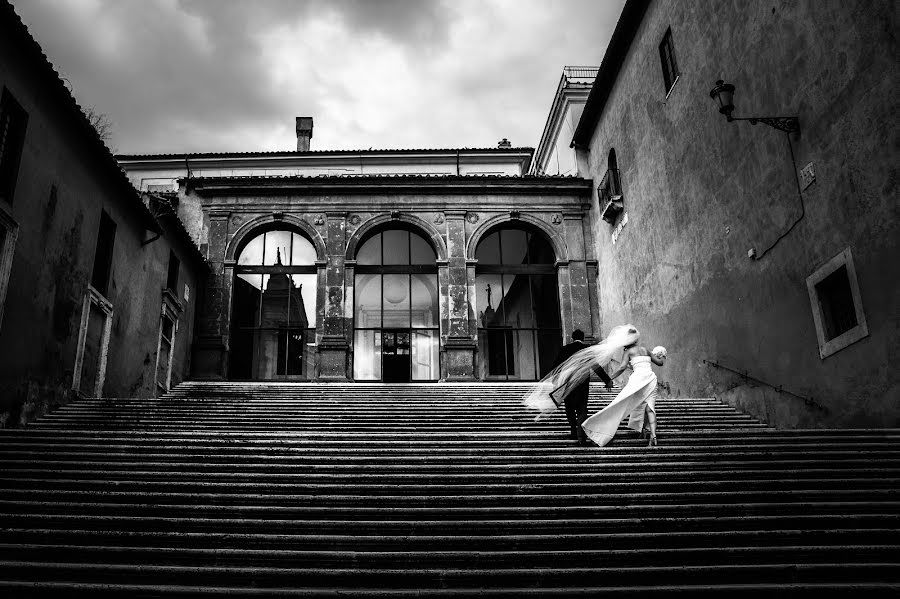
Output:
[445,210,467,219]
[209,211,230,220]
[325,211,348,218]
[555,260,570,268]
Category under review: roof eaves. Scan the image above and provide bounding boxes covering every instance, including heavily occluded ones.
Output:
[2,1,159,232]
[571,0,651,149]
[116,147,536,162]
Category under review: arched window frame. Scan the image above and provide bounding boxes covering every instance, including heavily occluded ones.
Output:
[352,225,440,382]
[474,225,561,381]
[229,227,318,380]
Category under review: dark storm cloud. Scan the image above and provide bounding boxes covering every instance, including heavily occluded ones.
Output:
[10,0,624,154]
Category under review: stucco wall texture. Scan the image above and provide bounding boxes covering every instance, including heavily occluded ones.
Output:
[581,0,900,428]
[0,41,202,426]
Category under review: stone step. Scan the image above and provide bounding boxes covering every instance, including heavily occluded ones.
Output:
[2,513,897,535]
[2,381,896,595]
[2,543,896,568]
[0,560,897,588]
[2,488,896,506]
[2,500,898,521]
[7,526,899,550]
[0,581,897,598]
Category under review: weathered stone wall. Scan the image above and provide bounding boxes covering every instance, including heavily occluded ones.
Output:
[180,180,595,380]
[581,0,900,427]
[0,42,203,426]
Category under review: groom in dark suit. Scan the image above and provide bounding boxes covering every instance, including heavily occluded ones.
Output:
[553,329,614,446]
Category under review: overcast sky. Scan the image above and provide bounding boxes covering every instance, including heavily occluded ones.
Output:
[12,0,625,154]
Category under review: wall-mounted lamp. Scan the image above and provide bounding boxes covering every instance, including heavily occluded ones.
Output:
[709,80,799,133]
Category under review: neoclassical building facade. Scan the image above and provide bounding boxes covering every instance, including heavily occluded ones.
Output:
[119,145,596,382]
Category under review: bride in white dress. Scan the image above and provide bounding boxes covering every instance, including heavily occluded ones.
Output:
[581,337,666,447]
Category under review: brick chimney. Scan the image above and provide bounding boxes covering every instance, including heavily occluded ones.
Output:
[296,117,314,152]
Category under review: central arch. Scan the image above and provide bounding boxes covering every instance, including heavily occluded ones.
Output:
[352,224,440,382]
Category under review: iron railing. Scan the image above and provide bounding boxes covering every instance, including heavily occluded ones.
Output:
[563,66,600,82]
[702,358,826,412]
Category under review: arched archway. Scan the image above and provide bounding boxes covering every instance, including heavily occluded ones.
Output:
[474,224,562,380]
[229,227,318,379]
[352,224,440,382]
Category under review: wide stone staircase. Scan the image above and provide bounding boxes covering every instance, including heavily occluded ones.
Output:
[0,381,898,597]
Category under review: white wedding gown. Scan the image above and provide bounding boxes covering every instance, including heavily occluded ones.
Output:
[581,355,657,447]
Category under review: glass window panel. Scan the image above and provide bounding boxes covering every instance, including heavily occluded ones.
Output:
[355,274,382,328]
[501,229,528,265]
[536,328,562,379]
[475,231,501,264]
[284,329,305,376]
[411,330,439,380]
[255,328,279,379]
[527,234,555,264]
[512,330,537,381]
[396,332,410,355]
[354,330,382,380]
[262,273,296,328]
[383,274,410,327]
[263,230,292,265]
[482,329,513,377]
[502,273,534,327]
[477,334,488,379]
[238,233,265,265]
[475,274,503,328]
[410,274,438,328]
[356,233,381,265]
[290,233,316,265]
[409,232,435,264]
[291,274,317,326]
[531,275,561,327]
[382,230,409,265]
[234,274,263,328]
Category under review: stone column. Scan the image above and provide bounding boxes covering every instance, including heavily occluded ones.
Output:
[440,210,476,380]
[562,211,596,341]
[317,211,350,381]
[556,259,573,341]
[585,259,601,341]
[192,211,231,379]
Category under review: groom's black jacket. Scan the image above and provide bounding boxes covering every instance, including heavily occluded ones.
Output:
[552,341,613,404]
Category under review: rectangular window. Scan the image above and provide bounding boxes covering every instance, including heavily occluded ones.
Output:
[658,27,680,95]
[166,251,180,291]
[91,210,116,296]
[806,247,869,359]
[0,88,28,204]
[815,265,858,341]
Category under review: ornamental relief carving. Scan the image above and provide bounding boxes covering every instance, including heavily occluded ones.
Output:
[465,212,479,224]
[433,213,445,225]
[313,214,325,226]
[348,214,361,226]
[551,213,562,225]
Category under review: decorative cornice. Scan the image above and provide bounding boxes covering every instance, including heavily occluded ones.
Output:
[185,175,593,197]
